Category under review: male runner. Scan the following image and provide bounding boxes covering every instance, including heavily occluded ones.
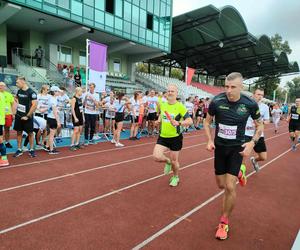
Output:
[287,98,300,151]
[204,72,263,240]
[153,84,193,187]
[0,88,9,166]
[244,89,270,172]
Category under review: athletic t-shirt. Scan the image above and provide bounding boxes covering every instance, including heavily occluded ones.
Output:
[16,88,37,116]
[147,96,158,113]
[47,96,57,119]
[104,102,115,118]
[185,102,194,115]
[57,94,70,111]
[3,91,14,115]
[33,116,47,130]
[271,108,282,120]
[245,102,270,137]
[160,101,189,138]
[289,105,300,123]
[83,92,100,115]
[113,99,126,113]
[0,92,5,125]
[37,94,51,114]
[130,97,141,116]
[208,93,260,146]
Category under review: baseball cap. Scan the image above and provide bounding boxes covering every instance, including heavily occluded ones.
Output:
[50,86,62,92]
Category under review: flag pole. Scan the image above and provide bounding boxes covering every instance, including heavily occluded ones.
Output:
[86,39,89,92]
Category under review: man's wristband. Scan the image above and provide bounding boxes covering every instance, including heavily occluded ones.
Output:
[251,138,258,145]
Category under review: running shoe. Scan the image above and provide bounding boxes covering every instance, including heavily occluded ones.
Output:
[28,149,36,158]
[43,145,50,152]
[76,144,83,149]
[84,140,89,146]
[215,223,229,240]
[22,146,28,152]
[164,161,172,175]
[5,142,13,148]
[35,144,43,150]
[89,139,96,145]
[0,159,9,167]
[169,176,179,187]
[111,139,116,144]
[69,145,77,151]
[135,136,140,140]
[250,157,260,172]
[13,149,23,158]
[238,164,247,187]
[93,135,100,140]
[115,142,124,147]
[49,149,59,155]
[291,144,297,151]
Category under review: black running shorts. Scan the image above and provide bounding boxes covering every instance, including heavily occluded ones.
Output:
[156,134,183,151]
[289,121,300,132]
[13,116,34,133]
[214,145,243,177]
[245,136,267,153]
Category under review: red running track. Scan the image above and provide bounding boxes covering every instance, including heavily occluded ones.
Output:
[0,124,299,250]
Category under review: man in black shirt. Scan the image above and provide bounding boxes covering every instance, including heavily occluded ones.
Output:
[204,72,263,240]
[13,76,37,157]
[287,98,300,151]
[74,71,82,87]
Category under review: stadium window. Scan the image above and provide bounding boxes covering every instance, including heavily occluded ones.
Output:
[58,45,72,63]
[79,50,86,66]
[113,59,121,72]
[106,0,114,14]
[147,13,153,30]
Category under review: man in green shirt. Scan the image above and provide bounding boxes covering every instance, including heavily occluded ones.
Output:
[0,82,15,148]
[0,82,9,166]
[153,84,193,187]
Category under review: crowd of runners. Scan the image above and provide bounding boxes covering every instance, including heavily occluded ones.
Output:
[0,72,299,240]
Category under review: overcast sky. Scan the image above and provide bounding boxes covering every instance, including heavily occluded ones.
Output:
[172,0,300,86]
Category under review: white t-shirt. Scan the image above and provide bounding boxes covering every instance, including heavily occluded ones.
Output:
[83,92,100,115]
[185,102,194,115]
[37,94,51,114]
[47,96,57,119]
[33,116,47,130]
[57,94,70,111]
[113,99,126,113]
[272,108,282,120]
[105,102,115,119]
[142,96,148,104]
[245,102,270,137]
[147,96,158,113]
[130,97,141,116]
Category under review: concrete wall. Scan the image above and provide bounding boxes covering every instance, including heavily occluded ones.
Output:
[0,24,7,57]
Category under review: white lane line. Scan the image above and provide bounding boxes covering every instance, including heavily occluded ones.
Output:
[0,132,288,193]
[132,146,293,250]
[0,134,204,170]
[292,230,300,250]
[0,142,206,193]
[0,156,214,235]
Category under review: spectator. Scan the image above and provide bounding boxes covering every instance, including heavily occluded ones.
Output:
[34,45,43,67]
[74,71,82,87]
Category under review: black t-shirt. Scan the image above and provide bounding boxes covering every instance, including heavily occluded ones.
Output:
[208,93,260,146]
[289,105,300,123]
[16,88,37,116]
[74,74,81,82]
[74,96,83,118]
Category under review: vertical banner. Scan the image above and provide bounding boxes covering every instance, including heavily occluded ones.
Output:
[87,40,107,93]
[185,67,195,86]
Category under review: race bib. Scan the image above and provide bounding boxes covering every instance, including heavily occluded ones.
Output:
[17,104,26,113]
[198,110,202,115]
[291,114,299,120]
[218,123,237,140]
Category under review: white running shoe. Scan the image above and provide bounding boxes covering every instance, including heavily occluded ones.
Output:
[111,139,116,144]
[115,142,124,147]
[93,135,100,140]
[22,146,29,152]
[250,156,260,172]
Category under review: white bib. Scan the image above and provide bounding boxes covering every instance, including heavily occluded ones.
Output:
[218,123,237,140]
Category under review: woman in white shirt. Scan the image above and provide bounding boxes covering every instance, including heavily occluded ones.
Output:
[271,103,282,133]
[104,97,116,135]
[111,92,130,147]
[36,85,51,119]
[129,91,142,140]
[46,86,62,154]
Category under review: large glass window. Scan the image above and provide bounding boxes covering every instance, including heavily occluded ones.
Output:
[57,0,69,9]
[140,0,147,10]
[79,50,86,66]
[95,0,104,10]
[58,45,72,63]
[131,24,138,37]
[105,13,114,27]
[95,9,104,23]
[147,13,153,30]
[140,9,146,27]
[83,0,94,6]
[154,0,160,15]
[113,59,121,72]
[147,0,153,13]
[115,17,123,30]
[106,0,114,14]
[132,5,139,24]
[45,0,56,5]
[71,0,82,16]
[115,0,123,17]
[84,5,94,20]
[124,1,131,21]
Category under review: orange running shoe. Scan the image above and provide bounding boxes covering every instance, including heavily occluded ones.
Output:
[0,159,9,167]
[238,164,247,186]
[215,223,229,240]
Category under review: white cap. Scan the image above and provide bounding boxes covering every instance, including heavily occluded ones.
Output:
[50,86,62,92]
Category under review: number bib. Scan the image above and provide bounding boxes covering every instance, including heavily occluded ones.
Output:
[17,104,26,113]
[218,123,237,140]
[291,114,299,120]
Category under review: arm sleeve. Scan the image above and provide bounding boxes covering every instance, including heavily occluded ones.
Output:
[208,100,216,116]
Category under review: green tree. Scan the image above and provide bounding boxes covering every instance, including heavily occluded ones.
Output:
[170,68,183,80]
[270,33,292,54]
[136,63,148,73]
[286,77,300,102]
[150,64,163,75]
[254,75,280,99]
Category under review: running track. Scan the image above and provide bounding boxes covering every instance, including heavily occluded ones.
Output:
[0,124,299,249]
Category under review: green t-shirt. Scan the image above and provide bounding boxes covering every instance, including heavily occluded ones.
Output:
[0,92,6,125]
[3,91,14,115]
[160,101,188,138]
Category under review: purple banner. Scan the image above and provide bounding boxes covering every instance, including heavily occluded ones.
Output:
[89,41,107,71]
